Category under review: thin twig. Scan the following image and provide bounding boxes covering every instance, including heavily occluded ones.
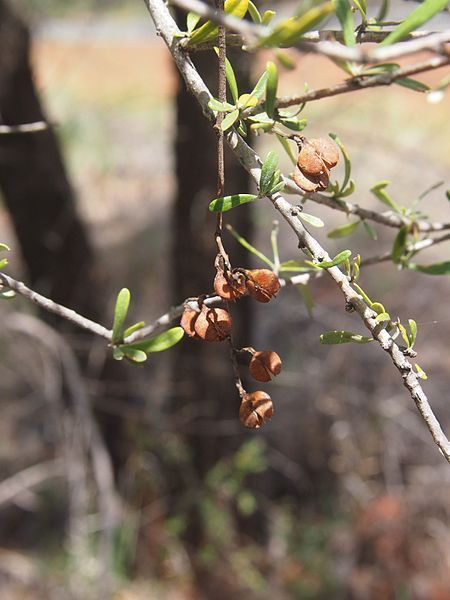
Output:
[361,232,450,267]
[145,0,450,463]
[0,121,48,134]
[170,0,450,62]
[0,459,64,509]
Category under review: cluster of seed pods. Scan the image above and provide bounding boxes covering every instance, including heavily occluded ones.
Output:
[180,267,283,428]
[292,137,339,193]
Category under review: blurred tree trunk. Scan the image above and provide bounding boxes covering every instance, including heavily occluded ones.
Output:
[0,0,128,472]
[171,13,261,594]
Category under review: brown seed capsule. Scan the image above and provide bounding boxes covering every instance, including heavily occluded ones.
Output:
[297,144,327,177]
[214,269,246,301]
[194,306,232,342]
[180,308,200,338]
[249,350,282,382]
[292,165,329,193]
[309,137,339,169]
[245,269,281,303]
[239,391,274,429]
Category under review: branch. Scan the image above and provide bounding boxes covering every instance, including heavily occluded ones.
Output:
[145,0,450,463]
[0,121,48,134]
[361,231,450,267]
[170,0,450,62]
[272,55,450,109]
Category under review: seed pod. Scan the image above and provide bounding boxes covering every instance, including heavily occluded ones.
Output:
[292,165,329,193]
[180,308,200,338]
[245,269,281,303]
[214,269,246,301]
[249,350,282,382]
[297,144,326,176]
[239,391,274,429]
[194,306,232,342]
[309,138,339,168]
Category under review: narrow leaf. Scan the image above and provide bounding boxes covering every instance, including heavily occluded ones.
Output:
[408,318,417,346]
[187,12,201,33]
[260,3,335,47]
[362,220,378,240]
[123,321,146,339]
[247,0,262,23]
[123,349,148,364]
[188,0,249,46]
[209,193,258,212]
[221,109,239,131]
[380,0,449,46]
[298,212,325,228]
[260,151,279,194]
[279,118,308,132]
[0,243,10,251]
[336,0,356,46]
[261,9,276,25]
[370,181,401,213]
[0,258,8,269]
[327,220,360,238]
[250,71,269,101]
[320,330,374,344]
[113,347,124,361]
[0,289,15,299]
[391,226,409,263]
[121,327,184,354]
[398,322,410,347]
[265,61,278,118]
[395,78,429,93]
[112,288,131,344]
[329,133,351,195]
[318,249,352,268]
[226,225,274,268]
[208,97,235,112]
[276,134,297,165]
[408,261,450,275]
[279,260,317,272]
[415,362,428,380]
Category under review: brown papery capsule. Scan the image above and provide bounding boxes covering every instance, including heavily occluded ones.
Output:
[194,306,232,342]
[249,350,282,382]
[293,165,329,193]
[309,138,339,169]
[180,308,200,338]
[245,269,281,303]
[297,144,326,177]
[239,391,274,429]
[214,270,246,301]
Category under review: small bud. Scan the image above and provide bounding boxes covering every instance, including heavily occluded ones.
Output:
[194,306,232,342]
[214,269,246,301]
[245,269,281,303]
[180,308,200,338]
[249,350,282,382]
[239,391,274,429]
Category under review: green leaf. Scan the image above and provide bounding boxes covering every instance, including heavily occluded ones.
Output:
[327,220,360,238]
[279,117,308,131]
[260,151,279,194]
[268,181,286,195]
[113,347,125,361]
[187,12,201,33]
[261,9,276,25]
[247,0,262,23]
[112,288,131,344]
[249,71,269,102]
[371,302,386,315]
[259,3,335,47]
[299,212,325,228]
[336,179,355,198]
[275,50,296,70]
[226,225,274,268]
[123,321,146,339]
[380,0,449,46]
[353,283,373,306]
[209,193,258,212]
[391,226,409,263]
[0,258,8,269]
[395,78,429,93]
[415,362,428,380]
[375,312,390,322]
[362,220,378,240]
[0,243,10,251]
[0,289,15,299]
[408,261,450,275]
[276,134,297,165]
[120,327,185,354]
[265,61,278,118]
[208,97,235,112]
[363,63,400,75]
[408,318,417,346]
[329,133,351,195]
[123,349,148,364]
[336,0,356,46]
[214,49,240,103]
[188,0,249,45]
[370,181,401,213]
[398,322,410,347]
[298,283,314,316]
[221,109,239,131]
[237,93,258,109]
[318,249,352,268]
[320,330,374,344]
[353,0,366,19]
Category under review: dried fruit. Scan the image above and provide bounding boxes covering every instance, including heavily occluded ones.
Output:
[194,306,232,342]
[239,391,274,428]
[214,269,246,301]
[249,350,282,382]
[309,137,339,168]
[245,269,281,303]
[180,308,200,338]
[293,137,338,193]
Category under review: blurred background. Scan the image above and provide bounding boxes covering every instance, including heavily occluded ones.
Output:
[0,0,450,598]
